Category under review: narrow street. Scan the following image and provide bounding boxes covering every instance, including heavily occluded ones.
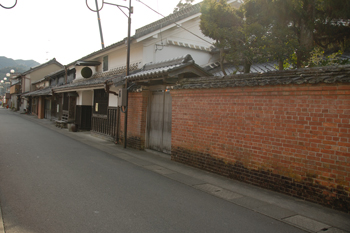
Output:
[0,108,324,233]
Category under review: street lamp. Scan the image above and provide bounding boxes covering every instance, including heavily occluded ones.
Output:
[3,77,8,92]
[1,0,17,9]
[2,69,13,94]
[6,69,15,77]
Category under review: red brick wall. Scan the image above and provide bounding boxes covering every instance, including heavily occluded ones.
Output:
[171,83,350,212]
[118,91,149,149]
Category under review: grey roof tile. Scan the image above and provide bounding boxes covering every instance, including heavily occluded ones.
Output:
[53,62,142,91]
[22,87,52,97]
[53,74,112,91]
[126,54,194,80]
[175,65,350,90]
[205,61,280,76]
[20,58,64,76]
[135,4,201,39]
[65,2,202,67]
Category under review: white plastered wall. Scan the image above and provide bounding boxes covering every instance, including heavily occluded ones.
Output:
[141,16,215,66]
[76,90,93,106]
[108,43,143,69]
[10,95,17,109]
[87,43,143,74]
[23,75,31,93]
[28,64,63,87]
[75,66,97,81]
[108,86,120,107]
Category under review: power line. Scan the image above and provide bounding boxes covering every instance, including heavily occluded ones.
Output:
[135,0,213,45]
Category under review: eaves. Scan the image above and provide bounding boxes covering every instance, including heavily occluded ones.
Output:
[43,68,66,80]
[174,65,350,90]
[53,84,104,93]
[135,13,200,43]
[66,39,128,67]
[134,3,201,40]
[21,58,64,76]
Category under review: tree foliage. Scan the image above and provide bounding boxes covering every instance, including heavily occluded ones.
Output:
[307,48,349,67]
[200,0,265,74]
[173,0,195,13]
[268,0,350,68]
[199,0,350,74]
[243,0,298,70]
[200,0,240,74]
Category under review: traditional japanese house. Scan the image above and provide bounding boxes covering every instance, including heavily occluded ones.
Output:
[9,76,21,111]
[21,67,75,120]
[52,1,221,139]
[16,58,64,114]
[47,68,76,122]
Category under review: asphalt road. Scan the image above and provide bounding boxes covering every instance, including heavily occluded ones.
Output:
[0,108,306,233]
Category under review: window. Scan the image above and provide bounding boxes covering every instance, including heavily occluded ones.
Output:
[58,76,64,86]
[63,93,69,111]
[51,78,57,86]
[93,89,108,115]
[103,56,108,72]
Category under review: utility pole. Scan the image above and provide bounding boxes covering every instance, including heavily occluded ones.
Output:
[124,0,132,148]
[95,0,105,49]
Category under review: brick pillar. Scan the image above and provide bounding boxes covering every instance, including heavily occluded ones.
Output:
[118,90,149,150]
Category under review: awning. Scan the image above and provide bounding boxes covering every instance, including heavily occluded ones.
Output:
[67,91,79,97]
[75,61,101,66]
[21,87,52,97]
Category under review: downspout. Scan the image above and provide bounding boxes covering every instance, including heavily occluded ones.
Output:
[95,0,105,49]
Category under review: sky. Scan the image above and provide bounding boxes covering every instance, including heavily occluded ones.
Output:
[1,0,202,65]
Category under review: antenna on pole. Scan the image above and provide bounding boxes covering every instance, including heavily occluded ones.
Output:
[0,0,17,9]
[95,0,105,49]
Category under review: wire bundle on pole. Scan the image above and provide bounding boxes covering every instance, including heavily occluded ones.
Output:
[0,0,17,9]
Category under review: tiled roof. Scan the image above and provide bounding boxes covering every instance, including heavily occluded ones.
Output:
[134,4,201,39]
[64,4,200,66]
[53,62,141,91]
[135,1,241,39]
[43,68,66,79]
[204,61,280,76]
[31,78,46,85]
[53,74,112,91]
[111,54,213,88]
[11,79,21,85]
[21,58,64,76]
[126,54,194,80]
[66,40,126,67]
[204,52,350,76]
[65,2,204,67]
[174,65,350,90]
[22,87,52,97]
[127,54,212,80]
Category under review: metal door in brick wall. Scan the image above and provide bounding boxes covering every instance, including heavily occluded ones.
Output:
[148,90,172,154]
